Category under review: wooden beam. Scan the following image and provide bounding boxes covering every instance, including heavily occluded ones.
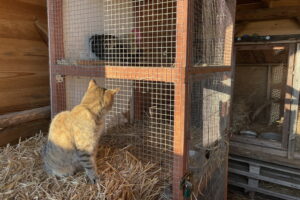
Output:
[236,6,300,22]
[262,0,300,8]
[230,141,300,169]
[236,2,264,11]
[0,119,49,147]
[288,43,300,159]
[0,106,50,129]
[283,44,296,149]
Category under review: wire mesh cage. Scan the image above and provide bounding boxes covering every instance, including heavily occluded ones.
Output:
[232,45,289,145]
[189,72,231,198]
[48,0,236,199]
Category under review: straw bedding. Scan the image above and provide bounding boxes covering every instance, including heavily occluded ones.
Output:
[0,133,165,200]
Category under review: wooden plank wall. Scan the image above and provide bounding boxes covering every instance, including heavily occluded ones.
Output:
[0,0,49,115]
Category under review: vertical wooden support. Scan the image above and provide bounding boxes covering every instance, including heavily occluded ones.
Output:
[223,0,236,67]
[173,0,191,199]
[224,2,236,199]
[48,0,66,117]
[283,44,296,149]
[288,43,300,159]
[248,164,260,199]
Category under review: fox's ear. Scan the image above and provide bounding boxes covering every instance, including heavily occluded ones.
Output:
[88,79,97,89]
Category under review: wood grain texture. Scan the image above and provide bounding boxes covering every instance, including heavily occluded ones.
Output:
[0,0,49,115]
[0,106,50,128]
[236,6,300,22]
[0,119,49,147]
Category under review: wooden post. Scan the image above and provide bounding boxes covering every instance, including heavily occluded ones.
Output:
[173,0,192,199]
[283,44,296,149]
[288,43,300,159]
[47,0,66,117]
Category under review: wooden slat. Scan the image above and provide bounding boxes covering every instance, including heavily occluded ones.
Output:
[0,86,50,114]
[52,65,181,83]
[230,141,300,168]
[0,38,48,59]
[288,43,300,158]
[229,180,300,200]
[262,0,300,8]
[53,65,234,83]
[0,0,47,22]
[230,155,300,176]
[0,19,42,41]
[0,119,49,147]
[283,44,296,149]
[172,0,191,199]
[235,44,288,51]
[236,6,300,22]
[0,72,49,92]
[229,168,300,190]
[230,135,282,149]
[0,37,49,114]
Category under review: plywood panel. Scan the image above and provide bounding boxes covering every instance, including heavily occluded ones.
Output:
[0,86,49,114]
[0,34,49,114]
[0,19,42,41]
[236,19,300,36]
[0,119,50,147]
[0,0,47,22]
[0,38,48,59]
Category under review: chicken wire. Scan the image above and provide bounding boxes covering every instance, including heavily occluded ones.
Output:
[189,71,231,198]
[232,47,288,136]
[48,0,235,199]
[54,0,177,67]
[64,76,174,179]
[193,0,235,66]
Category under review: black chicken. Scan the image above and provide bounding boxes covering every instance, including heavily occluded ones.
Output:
[89,34,141,63]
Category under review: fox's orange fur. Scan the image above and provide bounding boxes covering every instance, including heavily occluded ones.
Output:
[42,79,119,183]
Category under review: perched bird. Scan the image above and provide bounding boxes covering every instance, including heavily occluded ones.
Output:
[89,30,142,63]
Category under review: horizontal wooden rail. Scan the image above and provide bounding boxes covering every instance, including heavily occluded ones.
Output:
[52,65,232,83]
[0,106,50,129]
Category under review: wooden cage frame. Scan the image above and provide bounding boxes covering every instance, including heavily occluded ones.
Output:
[47,0,236,199]
[231,41,300,169]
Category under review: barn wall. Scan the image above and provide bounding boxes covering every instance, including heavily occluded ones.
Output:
[0,0,49,115]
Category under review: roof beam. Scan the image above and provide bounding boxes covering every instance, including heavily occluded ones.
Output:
[262,0,300,8]
[236,6,300,22]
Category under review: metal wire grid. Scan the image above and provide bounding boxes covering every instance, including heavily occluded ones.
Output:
[190,72,231,147]
[193,0,232,66]
[48,0,234,199]
[269,65,287,124]
[64,76,175,181]
[196,162,227,200]
[58,0,177,67]
[189,72,231,199]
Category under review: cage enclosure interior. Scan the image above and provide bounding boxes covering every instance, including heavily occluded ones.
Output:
[231,43,299,151]
[48,0,235,199]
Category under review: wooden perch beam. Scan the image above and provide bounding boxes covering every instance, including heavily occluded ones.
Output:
[236,6,300,22]
[0,106,50,129]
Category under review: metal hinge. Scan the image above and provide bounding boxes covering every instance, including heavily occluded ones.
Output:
[55,75,64,83]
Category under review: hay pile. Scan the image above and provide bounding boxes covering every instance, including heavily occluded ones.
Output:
[0,134,165,200]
